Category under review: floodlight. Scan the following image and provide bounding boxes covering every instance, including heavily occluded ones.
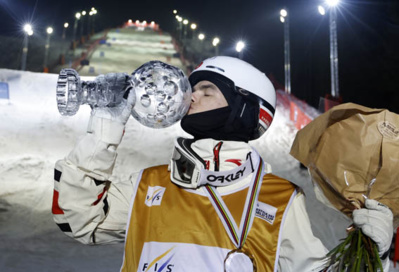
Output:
[236,41,245,52]
[23,24,32,33]
[318,5,326,15]
[326,0,340,7]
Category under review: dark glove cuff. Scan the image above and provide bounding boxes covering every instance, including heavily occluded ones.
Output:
[381,249,390,260]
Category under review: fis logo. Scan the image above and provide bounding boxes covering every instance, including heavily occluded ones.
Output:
[142,246,175,272]
[145,186,166,207]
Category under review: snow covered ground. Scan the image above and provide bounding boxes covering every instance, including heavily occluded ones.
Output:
[0,28,396,271]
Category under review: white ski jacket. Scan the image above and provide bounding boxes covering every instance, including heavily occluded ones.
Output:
[52,119,360,272]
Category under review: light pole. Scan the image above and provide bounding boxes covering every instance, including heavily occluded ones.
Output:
[280,8,291,94]
[21,24,33,71]
[190,23,197,40]
[73,12,81,46]
[320,0,340,98]
[91,8,97,34]
[43,27,53,72]
[80,10,86,43]
[212,37,220,56]
[236,40,245,59]
[183,19,189,42]
[197,33,206,61]
[88,11,93,36]
[61,23,69,64]
[176,16,183,41]
[62,22,69,39]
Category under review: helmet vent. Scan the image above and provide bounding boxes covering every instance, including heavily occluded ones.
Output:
[205,65,225,73]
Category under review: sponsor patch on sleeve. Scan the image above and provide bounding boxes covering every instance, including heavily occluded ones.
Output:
[255,201,277,225]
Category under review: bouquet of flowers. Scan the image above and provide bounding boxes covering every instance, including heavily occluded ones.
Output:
[290,103,399,271]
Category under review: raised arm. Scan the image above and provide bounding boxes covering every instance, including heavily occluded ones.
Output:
[52,73,136,244]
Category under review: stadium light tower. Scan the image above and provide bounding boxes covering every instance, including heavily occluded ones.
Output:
[80,10,86,41]
[62,22,69,40]
[176,16,183,41]
[280,8,291,94]
[91,8,97,34]
[235,40,245,59]
[183,19,189,42]
[43,27,53,72]
[88,11,94,36]
[73,12,81,44]
[21,24,33,71]
[320,0,340,98]
[190,23,197,39]
[212,37,220,56]
[197,33,206,58]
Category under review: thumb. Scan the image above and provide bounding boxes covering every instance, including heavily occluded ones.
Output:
[365,199,393,218]
[125,87,136,110]
[120,87,136,120]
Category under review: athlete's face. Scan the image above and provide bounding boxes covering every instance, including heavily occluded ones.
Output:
[187,80,228,115]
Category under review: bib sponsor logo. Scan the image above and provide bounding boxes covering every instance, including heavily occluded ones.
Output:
[225,159,242,166]
[206,167,246,183]
[145,186,166,207]
[139,242,227,271]
[142,246,175,272]
[255,201,277,225]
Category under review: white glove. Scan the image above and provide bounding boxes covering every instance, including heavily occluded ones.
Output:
[352,199,393,258]
[87,73,135,145]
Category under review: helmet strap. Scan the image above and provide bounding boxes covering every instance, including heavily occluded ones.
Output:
[224,95,243,132]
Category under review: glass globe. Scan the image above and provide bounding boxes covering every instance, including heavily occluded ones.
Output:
[129,61,191,128]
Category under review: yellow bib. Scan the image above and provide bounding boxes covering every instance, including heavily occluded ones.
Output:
[121,165,296,272]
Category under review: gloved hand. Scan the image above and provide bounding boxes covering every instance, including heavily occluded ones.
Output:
[352,199,393,258]
[87,73,135,145]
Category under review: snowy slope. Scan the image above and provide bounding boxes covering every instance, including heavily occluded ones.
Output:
[0,27,395,271]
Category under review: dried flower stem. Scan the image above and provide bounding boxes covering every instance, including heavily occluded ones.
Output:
[327,227,384,272]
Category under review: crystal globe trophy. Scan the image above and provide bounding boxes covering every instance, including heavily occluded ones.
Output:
[56,61,192,128]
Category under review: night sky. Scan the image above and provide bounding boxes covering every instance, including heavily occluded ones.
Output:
[1,0,398,112]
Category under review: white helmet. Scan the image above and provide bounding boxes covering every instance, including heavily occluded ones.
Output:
[189,56,276,140]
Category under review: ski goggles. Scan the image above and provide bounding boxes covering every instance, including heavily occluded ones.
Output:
[170,138,204,188]
[170,137,259,189]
